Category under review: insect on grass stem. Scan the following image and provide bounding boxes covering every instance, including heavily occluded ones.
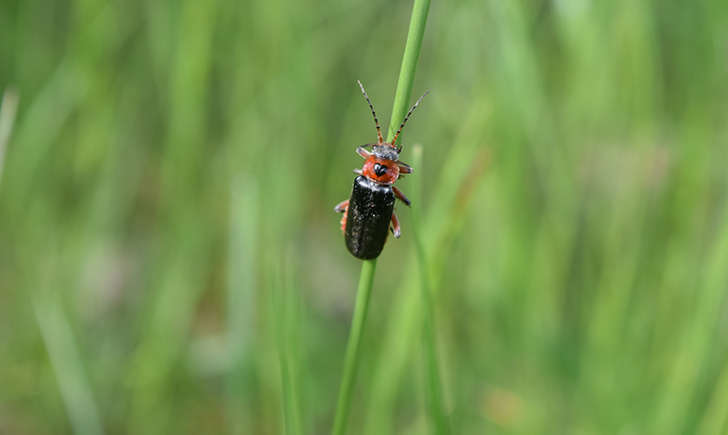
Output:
[331,0,432,433]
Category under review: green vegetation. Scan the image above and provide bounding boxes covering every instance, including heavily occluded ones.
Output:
[333,0,435,433]
[333,259,376,435]
[2,0,728,434]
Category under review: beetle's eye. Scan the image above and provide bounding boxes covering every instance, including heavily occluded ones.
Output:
[373,163,387,176]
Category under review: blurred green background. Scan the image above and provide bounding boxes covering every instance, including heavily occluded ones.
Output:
[2,0,728,434]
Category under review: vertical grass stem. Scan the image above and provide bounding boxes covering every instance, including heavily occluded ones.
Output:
[333,0,431,432]
[411,145,450,434]
[332,259,377,435]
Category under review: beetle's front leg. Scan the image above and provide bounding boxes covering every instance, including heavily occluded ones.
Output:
[390,212,401,238]
[398,161,413,174]
[334,199,349,213]
[356,145,373,159]
[392,186,411,206]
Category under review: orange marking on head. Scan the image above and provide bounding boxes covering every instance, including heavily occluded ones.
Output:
[361,156,400,184]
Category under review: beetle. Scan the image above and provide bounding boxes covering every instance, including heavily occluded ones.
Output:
[334,80,428,259]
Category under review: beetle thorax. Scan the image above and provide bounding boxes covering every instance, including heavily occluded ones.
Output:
[361,153,400,185]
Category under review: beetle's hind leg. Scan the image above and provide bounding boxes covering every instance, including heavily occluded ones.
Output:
[392,186,411,207]
[335,200,350,233]
[334,199,349,213]
[390,212,401,238]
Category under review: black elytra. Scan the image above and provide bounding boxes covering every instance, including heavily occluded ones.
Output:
[345,175,396,259]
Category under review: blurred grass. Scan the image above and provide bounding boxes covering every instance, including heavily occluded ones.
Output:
[410,144,449,435]
[334,0,431,433]
[2,0,728,434]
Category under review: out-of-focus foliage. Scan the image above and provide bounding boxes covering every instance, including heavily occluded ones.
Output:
[2,0,728,434]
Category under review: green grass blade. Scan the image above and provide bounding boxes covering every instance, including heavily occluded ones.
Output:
[387,0,432,143]
[332,0,432,433]
[410,145,450,435]
[34,292,104,435]
[275,255,303,435]
[0,88,19,182]
[332,259,377,435]
[226,177,259,434]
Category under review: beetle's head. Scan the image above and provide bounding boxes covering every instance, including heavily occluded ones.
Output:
[371,144,399,161]
[362,147,400,185]
[353,80,424,185]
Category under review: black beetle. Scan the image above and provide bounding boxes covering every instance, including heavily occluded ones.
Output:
[334,80,427,259]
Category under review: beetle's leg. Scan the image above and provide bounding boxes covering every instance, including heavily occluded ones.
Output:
[334,199,349,213]
[353,168,363,175]
[356,145,373,159]
[340,204,349,233]
[390,212,401,238]
[398,161,413,174]
[392,186,411,207]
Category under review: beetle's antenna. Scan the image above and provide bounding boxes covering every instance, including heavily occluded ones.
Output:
[391,90,429,147]
[357,80,384,145]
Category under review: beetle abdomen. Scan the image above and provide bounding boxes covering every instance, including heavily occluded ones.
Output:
[345,175,395,259]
